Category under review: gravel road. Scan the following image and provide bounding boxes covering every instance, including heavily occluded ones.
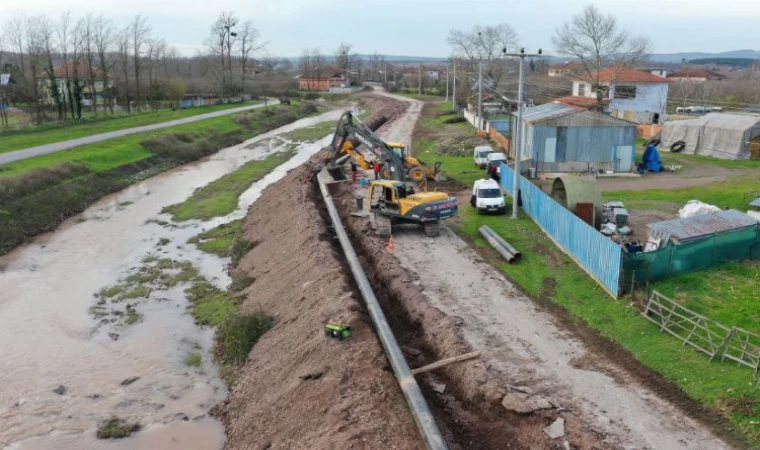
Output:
[373,89,732,449]
[0,100,277,166]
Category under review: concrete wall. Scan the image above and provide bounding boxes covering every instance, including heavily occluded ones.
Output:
[609,83,669,118]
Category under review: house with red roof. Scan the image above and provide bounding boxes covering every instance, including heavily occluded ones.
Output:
[667,68,726,82]
[568,66,671,124]
[41,62,113,106]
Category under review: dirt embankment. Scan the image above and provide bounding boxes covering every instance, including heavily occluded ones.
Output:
[214,165,423,449]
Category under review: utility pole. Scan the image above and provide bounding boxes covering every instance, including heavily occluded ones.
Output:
[477,60,483,130]
[418,63,422,95]
[503,48,542,219]
[452,60,456,110]
[384,62,387,84]
[445,65,449,102]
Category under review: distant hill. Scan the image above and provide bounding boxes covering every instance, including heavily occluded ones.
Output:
[688,57,756,67]
[283,54,446,63]
[649,49,760,63]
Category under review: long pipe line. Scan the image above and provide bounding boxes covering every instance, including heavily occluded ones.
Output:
[317,177,448,450]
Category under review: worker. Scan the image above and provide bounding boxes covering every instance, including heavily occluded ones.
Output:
[373,161,381,180]
[638,140,662,174]
[350,161,358,182]
[488,164,499,182]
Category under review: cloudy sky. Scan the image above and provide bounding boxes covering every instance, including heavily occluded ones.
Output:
[1,0,759,57]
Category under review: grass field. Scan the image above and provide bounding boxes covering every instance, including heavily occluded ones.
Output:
[0,102,260,153]
[413,99,760,446]
[164,150,294,221]
[0,104,292,177]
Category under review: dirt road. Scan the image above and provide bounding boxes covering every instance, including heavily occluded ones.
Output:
[371,91,732,449]
[0,100,276,166]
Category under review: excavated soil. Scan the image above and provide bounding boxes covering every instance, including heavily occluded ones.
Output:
[214,166,423,449]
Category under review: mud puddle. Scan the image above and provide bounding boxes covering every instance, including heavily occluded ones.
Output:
[0,110,341,450]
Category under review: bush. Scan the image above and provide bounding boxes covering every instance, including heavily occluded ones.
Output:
[97,417,141,439]
[302,103,318,114]
[0,162,90,204]
[303,92,320,100]
[215,313,273,365]
[443,116,466,124]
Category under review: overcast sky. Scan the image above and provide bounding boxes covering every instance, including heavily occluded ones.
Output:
[2,0,759,57]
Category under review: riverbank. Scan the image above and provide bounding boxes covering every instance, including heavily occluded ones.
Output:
[0,103,321,254]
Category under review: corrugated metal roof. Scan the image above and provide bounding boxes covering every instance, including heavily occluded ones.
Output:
[516,103,580,124]
[647,210,758,244]
[750,197,760,208]
[539,110,637,128]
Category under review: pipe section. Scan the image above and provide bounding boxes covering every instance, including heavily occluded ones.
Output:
[317,177,448,450]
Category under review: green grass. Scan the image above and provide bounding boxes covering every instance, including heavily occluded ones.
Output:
[605,175,760,212]
[97,417,141,439]
[163,150,294,221]
[0,102,260,153]
[279,120,335,142]
[185,352,203,367]
[188,220,244,257]
[654,261,760,333]
[415,101,760,446]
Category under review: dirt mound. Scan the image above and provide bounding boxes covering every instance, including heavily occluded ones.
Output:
[329,181,613,450]
[358,94,407,131]
[214,164,422,449]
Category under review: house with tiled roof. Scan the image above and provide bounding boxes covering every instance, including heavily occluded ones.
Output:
[41,62,112,107]
[667,68,726,82]
[569,66,671,124]
[548,62,585,77]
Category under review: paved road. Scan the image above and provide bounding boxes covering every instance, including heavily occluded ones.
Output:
[0,100,278,166]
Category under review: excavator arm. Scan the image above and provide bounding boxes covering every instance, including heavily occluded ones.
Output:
[329,111,407,182]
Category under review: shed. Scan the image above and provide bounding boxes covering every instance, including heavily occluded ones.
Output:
[512,103,638,174]
[659,113,760,160]
[550,175,604,226]
[647,210,758,245]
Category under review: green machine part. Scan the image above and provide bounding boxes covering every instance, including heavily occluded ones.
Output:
[324,323,352,340]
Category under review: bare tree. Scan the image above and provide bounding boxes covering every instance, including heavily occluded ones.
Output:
[57,12,76,118]
[299,48,312,90]
[94,15,114,114]
[41,17,65,120]
[335,42,352,77]
[350,52,362,85]
[24,16,48,124]
[70,17,85,118]
[206,12,238,98]
[81,14,100,113]
[553,4,651,108]
[116,28,131,113]
[448,24,519,85]
[239,21,262,95]
[130,14,151,111]
[311,48,324,85]
[5,17,28,90]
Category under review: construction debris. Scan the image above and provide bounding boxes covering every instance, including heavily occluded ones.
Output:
[544,417,566,439]
[411,351,481,375]
[501,392,554,414]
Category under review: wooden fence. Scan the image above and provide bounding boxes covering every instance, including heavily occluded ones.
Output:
[643,291,760,374]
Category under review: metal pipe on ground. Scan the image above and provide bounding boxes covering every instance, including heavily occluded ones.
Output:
[317,176,448,450]
[478,226,517,263]
[480,225,521,259]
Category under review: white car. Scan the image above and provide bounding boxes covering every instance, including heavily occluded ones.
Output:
[473,145,494,168]
[470,179,506,214]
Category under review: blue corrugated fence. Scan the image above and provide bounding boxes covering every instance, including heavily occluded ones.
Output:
[500,163,622,296]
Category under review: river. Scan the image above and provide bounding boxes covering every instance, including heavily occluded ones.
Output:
[0,110,342,450]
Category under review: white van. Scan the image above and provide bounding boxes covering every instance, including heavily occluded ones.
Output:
[473,145,494,168]
[470,179,506,214]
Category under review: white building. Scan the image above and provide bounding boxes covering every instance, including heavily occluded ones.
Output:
[571,67,671,124]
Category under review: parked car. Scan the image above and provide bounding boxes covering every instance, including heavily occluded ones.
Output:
[470,179,506,214]
[473,145,495,168]
[485,152,508,179]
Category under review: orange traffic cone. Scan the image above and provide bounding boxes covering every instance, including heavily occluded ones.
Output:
[386,235,395,252]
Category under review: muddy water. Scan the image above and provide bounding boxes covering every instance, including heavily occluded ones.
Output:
[0,110,341,450]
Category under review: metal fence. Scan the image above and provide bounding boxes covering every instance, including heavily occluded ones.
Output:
[500,163,622,296]
[644,291,760,374]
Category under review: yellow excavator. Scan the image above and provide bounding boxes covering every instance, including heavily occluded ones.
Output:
[328,111,457,237]
[331,111,443,182]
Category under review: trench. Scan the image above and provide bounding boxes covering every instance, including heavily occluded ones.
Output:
[309,181,540,450]
[0,110,343,450]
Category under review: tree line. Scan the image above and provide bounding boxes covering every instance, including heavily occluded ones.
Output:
[0,11,288,127]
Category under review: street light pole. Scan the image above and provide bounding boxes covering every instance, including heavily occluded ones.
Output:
[503,48,542,219]
[477,60,483,128]
[452,60,456,110]
[445,65,449,102]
